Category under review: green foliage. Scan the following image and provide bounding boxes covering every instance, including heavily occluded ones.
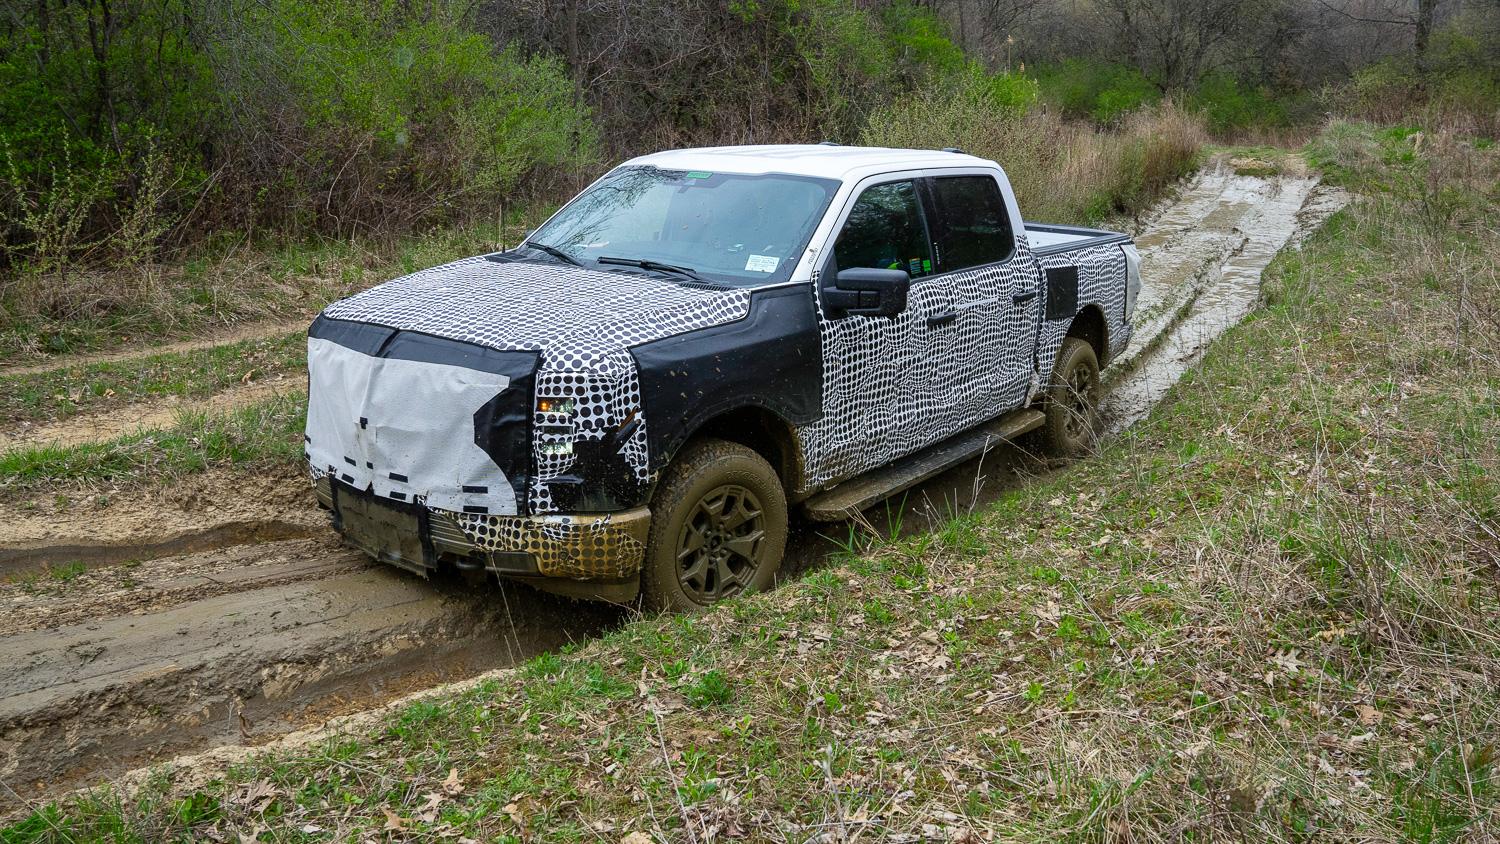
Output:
[0,0,594,270]
[859,64,1037,151]
[684,670,734,707]
[1187,72,1316,134]
[237,0,594,201]
[879,0,966,79]
[1036,60,1162,123]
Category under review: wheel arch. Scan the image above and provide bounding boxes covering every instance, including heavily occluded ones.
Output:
[1066,304,1111,367]
[669,405,804,500]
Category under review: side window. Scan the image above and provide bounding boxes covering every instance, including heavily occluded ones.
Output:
[929,175,1014,272]
[834,181,933,278]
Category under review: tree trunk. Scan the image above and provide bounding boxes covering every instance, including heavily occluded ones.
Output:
[1415,0,1436,61]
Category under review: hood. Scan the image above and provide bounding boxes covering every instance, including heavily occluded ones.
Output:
[321,256,753,368]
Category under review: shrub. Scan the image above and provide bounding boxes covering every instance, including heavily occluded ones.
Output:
[860,78,1203,224]
[0,0,595,270]
[1189,72,1296,134]
[1036,59,1162,124]
[1334,10,1500,139]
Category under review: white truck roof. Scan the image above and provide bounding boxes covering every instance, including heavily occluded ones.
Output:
[624,144,998,182]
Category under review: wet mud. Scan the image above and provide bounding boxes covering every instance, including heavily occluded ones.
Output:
[0,159,1346,811]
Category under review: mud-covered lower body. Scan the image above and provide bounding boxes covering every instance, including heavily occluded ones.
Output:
[314,475,650,602]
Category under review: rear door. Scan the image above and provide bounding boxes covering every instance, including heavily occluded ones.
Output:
[922,172,1040,416]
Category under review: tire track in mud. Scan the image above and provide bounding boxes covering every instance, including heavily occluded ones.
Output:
[0,161,1346,812]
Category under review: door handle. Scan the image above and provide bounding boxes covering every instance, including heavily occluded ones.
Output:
[926,311,958,327]
[1013,291,1039,306]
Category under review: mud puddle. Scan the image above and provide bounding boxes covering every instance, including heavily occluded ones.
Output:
[0,534,622,808]
[1,162,1345,813]
[1103,172,1350,430]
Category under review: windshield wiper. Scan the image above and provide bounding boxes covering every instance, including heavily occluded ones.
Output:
[596,255,702,281]
[524,241,581,266]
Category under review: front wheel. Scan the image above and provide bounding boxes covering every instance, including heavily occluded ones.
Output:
[641,439,788,613]
[1040,336,1102,457]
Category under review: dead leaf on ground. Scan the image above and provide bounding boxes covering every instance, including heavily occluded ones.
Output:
[442,767,464,795]
[383,809,409,832]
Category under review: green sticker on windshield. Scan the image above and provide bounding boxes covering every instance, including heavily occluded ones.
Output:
[685,171,713,180]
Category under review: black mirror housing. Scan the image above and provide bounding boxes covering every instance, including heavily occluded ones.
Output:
[823,267,910,318]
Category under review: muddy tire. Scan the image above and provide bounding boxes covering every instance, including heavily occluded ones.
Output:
[1040,337,1102,457]
[641,439,788,613]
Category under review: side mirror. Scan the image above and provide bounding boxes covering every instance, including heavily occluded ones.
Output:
[822,267,910,318]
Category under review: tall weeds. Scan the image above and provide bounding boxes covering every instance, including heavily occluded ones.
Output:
[860,77,1207,224]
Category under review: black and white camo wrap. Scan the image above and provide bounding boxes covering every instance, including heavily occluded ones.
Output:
[1034,243,1131,385]
[794,240,1131,492]
[321,240,1129,527]
[322,256,751,518]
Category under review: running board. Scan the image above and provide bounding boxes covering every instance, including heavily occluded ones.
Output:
[801,408,1046,522]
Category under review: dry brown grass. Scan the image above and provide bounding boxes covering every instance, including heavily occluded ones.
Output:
[860,84,1208,225]
[0,218,537,365]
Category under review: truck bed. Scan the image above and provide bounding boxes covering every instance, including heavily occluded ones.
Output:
[1024,222,1130,256]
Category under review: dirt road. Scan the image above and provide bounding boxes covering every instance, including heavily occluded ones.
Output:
[0,158,1346,810]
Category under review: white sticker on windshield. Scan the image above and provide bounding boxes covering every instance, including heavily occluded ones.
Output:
[745,254,779,272]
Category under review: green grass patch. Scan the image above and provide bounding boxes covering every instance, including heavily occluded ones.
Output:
[0,394,306,495]
[0,332,305,424]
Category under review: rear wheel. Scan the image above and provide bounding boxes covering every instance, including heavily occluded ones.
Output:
[1040,336,1101,457]
[641,439,788,613]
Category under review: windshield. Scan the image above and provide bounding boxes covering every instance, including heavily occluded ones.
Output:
[527,166,839,286]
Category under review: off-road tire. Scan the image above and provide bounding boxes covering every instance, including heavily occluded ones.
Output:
[641,439,788,613]
[1040,336,1102,457]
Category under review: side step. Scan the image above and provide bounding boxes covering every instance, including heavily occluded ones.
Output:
[801,408,1046,522]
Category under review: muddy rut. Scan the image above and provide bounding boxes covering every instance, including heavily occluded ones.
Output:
[0,159,1347,811]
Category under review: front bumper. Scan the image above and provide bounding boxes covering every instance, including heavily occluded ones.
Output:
[315,476,651,582]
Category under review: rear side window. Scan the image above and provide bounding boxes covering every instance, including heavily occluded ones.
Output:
[929,175,1014,272]
[834,181,934,278]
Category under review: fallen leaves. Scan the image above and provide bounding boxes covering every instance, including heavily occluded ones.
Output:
[229,779,277,815]
[382,808,409,832]
[441,767,464,796]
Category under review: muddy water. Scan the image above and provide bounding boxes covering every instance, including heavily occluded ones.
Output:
[1102,165,1348,430]
[0,161,1347,810]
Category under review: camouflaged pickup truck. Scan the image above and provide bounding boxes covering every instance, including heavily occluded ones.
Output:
[305,144,1141,610]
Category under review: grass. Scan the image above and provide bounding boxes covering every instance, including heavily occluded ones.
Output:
[7,121,1495,842]
[0,216,544,365]
[862,93,1207,225]
[0,394,307,498]
[0,332,305,424]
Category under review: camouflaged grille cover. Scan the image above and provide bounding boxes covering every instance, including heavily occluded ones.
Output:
[321,257,751,516]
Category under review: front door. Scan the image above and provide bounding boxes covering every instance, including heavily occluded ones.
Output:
[799,178,941,489]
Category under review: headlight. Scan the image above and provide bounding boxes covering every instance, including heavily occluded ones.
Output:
[540,441,574,456]
[537,397,576,414]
